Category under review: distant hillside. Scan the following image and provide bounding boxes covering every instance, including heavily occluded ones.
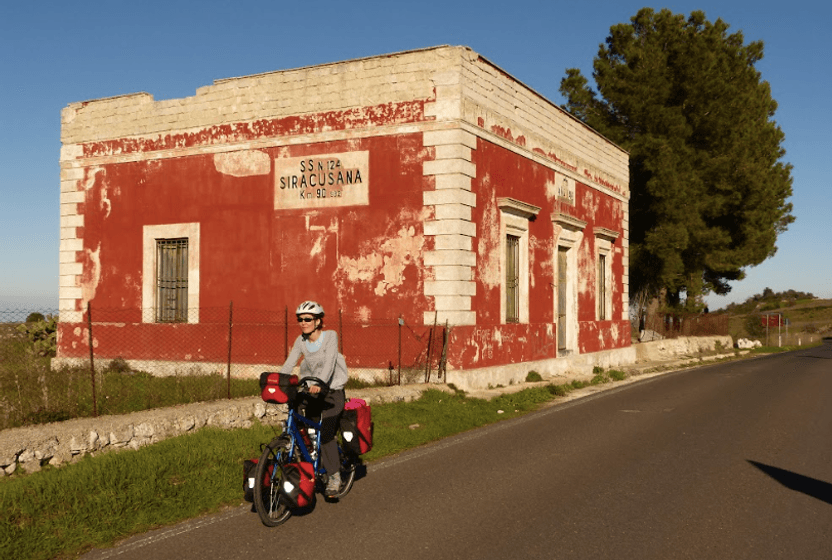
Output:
[718,289,832,341]
[716,288,817,315]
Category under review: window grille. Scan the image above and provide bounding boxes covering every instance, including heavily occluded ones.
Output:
[506,235,520,323]
[598,253,607,321]
[156,238,188,323]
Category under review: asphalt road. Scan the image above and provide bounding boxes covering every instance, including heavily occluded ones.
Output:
[82,342,832,560]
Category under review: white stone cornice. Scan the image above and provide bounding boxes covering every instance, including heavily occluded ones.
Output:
[497,198,541,220]
[593,227,621,241]
[552,212,588,231]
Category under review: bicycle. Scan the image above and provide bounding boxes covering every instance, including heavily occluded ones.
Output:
[254,376,357,527]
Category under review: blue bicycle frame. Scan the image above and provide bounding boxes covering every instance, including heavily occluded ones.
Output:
[282,405,326,476]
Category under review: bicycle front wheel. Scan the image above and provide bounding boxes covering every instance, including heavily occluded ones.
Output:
[254,436,292,527]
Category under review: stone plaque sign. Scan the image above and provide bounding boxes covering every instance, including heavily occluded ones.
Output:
[556,173,575,205]
[275,151,369,210]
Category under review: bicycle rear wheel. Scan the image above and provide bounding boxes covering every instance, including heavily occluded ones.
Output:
[254,436,292,527]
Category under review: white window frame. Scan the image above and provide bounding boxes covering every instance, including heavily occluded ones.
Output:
[594,227,619,322]
[552,212,586,355]
[497,198,540,325]
[143,223,200,323]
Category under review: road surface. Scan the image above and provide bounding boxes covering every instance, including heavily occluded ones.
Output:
[82,342,832,559]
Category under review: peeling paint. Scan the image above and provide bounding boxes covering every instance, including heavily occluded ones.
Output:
[336,223,424,297]
[100,184,111,219]
[83,167,104,191]
[81,244,101,307]
[82,100,430,158]
[213,150,270,177]
[477,186,500,290]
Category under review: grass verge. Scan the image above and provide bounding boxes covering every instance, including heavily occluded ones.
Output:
[1,378,615,559]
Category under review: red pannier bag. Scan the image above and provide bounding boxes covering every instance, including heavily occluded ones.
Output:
[279,462,315,508]
[259,372,299,404]
[340,398,373,455]
[243,458,274,502]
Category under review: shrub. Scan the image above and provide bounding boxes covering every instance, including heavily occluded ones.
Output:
[547,384,568,397]
[592,366,604,374]
[526,371,543,382]
[15,315,58,357]
[25,312,45,323]
[608,370,626,381]
[105,357,132,374]
[590,373,609,385]
[744,314,766,339]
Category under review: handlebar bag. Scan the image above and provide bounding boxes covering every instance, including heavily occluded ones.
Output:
[340,398,373,455]
[259,372,299,404]
[279,462,315,508]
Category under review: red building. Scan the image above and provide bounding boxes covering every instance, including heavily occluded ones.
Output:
[57,46,633,389]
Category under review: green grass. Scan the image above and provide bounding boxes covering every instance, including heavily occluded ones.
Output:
[0,331,393,430]
[749,343,821,354]
[0,356,263,430]
[1,423,280,560]
[1,377,623,559]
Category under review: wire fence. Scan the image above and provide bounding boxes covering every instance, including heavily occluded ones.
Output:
[0,305,447,428]
[3,304,732,428]
[636,311,729,341]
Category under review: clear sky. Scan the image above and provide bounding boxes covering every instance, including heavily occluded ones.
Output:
[1,0,829,311]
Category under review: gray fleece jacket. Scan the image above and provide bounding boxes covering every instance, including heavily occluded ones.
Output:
[279,330,348,390]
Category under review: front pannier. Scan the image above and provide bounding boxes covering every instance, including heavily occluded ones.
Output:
[340,398,373,455]
[259,372,299,404]
[243,458,274,502]
[279,462,315,508]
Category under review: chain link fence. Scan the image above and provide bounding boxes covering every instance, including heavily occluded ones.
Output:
[635,310,729,341]
[1,305,446,429]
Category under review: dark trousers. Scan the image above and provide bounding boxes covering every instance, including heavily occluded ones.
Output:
[304,388,345,476]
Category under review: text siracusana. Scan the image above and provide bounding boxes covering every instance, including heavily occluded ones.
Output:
[279,158,363,192]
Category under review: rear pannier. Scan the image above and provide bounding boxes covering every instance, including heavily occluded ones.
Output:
[259,372,299,404]
[340,398,373,455]
[279,462,316,508]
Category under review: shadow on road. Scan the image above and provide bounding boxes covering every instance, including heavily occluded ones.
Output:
[748,460,832,505]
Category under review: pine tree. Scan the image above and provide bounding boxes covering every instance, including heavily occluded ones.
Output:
[560,8,794,310]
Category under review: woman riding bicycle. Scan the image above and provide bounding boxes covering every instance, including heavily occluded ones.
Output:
[279,300,348,498]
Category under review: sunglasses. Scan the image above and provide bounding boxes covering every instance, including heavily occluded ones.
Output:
[297,317,316,323]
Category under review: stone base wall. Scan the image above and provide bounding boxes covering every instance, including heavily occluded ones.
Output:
[0,384,434,477]
[0,398,286,476]
[633,335,733,363]
[446,345,638,392]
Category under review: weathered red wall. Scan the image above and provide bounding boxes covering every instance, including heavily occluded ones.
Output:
[58,129,435,364]
[57,114,627,371]
[444,138,628,369]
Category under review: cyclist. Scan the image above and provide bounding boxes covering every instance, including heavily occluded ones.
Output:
[279,300,348,498]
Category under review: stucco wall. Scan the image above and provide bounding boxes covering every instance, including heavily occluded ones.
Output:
[58,46,630,375]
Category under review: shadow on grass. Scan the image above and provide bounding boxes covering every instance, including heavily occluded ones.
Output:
[748,460,832,506]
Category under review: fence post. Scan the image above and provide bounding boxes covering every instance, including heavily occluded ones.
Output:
[398,317,403,385]
[339,309,343,354]
[425,312,437,383]
[87,302,98,417]
[439,320,449,383]
[226,301,233,399]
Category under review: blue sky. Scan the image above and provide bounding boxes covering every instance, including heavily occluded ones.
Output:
[1,0,829,311]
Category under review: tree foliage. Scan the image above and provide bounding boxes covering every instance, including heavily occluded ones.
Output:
[560,8,794,309]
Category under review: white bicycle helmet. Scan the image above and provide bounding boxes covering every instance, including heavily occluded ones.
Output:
[295,300,324,317]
